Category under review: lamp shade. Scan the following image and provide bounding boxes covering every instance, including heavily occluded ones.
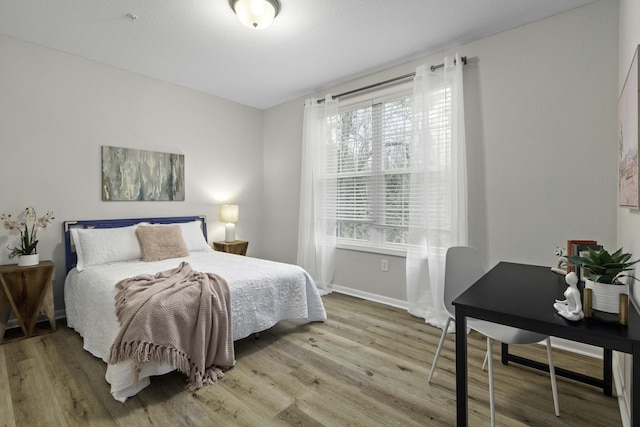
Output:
[229,0,280,30]
[220,204,239,223]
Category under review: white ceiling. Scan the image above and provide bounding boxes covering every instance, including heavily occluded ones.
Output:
[0,0,598,110]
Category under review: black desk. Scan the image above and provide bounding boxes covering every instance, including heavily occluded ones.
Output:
[453,262,640,426]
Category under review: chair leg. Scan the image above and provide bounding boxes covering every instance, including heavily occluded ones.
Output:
[487,337,496,427]
[545,337,560,416]
[428,317,451,383]
[482,349,489,371]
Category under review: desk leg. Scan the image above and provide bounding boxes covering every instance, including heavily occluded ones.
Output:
[501,343,509,365]
[455,307,468,427]
[603,348,612,396]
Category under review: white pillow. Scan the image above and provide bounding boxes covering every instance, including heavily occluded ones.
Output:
[71,225,143,271]
[178,220,213,252]
[144,220,212,252]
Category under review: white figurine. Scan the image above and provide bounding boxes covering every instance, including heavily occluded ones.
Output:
[550,246,568,275]
[554,271,584,321]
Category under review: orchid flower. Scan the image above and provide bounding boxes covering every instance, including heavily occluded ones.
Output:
[1,207,54,258]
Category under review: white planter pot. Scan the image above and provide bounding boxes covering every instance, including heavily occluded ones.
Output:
[585,279,628,314]
[18,253,39,267]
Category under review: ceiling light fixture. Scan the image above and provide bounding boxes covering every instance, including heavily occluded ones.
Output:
[229,0,280,30]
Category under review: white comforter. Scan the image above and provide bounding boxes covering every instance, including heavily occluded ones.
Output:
[64,251,327,402]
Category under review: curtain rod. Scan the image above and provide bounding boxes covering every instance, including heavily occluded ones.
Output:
[318,56,467,103]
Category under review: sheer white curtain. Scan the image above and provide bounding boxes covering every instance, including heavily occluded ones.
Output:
[297,95,339,293]
[405,54,468,328]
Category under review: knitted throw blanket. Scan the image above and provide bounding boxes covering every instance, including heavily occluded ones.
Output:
[109,262,235,390]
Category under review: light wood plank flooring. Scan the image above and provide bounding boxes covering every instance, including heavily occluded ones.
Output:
[0,293,622,426]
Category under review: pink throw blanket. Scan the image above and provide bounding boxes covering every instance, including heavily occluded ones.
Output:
[109,262,235,390]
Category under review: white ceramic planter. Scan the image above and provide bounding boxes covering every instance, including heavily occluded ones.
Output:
[18,253,39,267]
[585,279,628,314]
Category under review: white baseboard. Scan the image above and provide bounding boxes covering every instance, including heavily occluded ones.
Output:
[549,337,601,359]
[329,285,603,357]
[330,284,409,310]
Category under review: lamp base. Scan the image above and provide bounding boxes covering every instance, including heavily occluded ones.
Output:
[225,223,236,242]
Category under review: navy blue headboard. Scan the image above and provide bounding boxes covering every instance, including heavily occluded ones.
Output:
[63,215,207,274]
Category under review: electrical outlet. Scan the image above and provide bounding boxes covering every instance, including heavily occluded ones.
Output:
[381,258,388,272]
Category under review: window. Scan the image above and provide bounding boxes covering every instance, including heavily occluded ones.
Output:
[333,93,414,253]
[329,79,453,255]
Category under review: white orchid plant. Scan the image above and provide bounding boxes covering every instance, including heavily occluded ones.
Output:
[1,207,54,259]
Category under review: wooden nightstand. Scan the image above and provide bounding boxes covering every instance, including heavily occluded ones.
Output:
[0,260,56,343]
[213,240,249,256]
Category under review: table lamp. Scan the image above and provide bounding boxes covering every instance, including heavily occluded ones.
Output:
[220,204,239,242]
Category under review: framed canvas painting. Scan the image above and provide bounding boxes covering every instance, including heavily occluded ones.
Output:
[102,146,185,201]
[619,45,640,208]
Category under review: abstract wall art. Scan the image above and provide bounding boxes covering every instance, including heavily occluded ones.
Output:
[102,146,185,201]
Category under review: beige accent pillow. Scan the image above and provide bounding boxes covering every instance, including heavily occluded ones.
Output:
[136,225,189,262]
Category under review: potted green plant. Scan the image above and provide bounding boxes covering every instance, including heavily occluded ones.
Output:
[566,247,639,313]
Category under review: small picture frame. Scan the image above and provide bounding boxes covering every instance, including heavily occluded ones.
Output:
[566,240,597,274]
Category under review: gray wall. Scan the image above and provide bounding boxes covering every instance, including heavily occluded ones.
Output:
[262,0,619,302]
[0,35,265,313]
[262,100,304,264]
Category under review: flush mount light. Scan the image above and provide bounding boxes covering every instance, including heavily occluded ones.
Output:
[229,0,281,30]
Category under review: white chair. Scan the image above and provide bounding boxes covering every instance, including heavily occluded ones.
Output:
[428,246,559,426]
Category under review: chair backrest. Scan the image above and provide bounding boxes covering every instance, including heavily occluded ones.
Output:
[443,246,485,318]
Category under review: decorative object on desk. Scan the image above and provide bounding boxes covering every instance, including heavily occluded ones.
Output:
[574,244,603,282]
[1,207,54,266]
[619,44,639,208]
[566,247,639,317]
[585,280,629,314]
[220,204,239,242]
[565,240,597,273]
[550,246,567,275]
[620,294,629,325]
[553,272,584,321]
[566,247,639,285]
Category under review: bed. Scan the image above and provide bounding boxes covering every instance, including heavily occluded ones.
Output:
[63,215,327,402]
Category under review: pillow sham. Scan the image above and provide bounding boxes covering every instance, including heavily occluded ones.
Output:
[71,225,142,272]
[178,220,213,252]
[136,225,190,262]
[141,220,212,252]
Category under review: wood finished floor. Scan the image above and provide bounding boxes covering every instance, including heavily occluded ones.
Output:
[0,293,622,426]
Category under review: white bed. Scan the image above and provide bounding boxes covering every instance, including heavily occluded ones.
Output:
[63,216,326,402]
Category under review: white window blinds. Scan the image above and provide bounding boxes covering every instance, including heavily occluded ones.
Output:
[331,80,453,251]
[334,94,414,247]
